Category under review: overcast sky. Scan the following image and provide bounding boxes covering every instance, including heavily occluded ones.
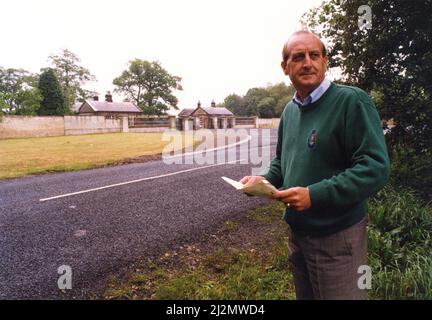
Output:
[1,0,324,110]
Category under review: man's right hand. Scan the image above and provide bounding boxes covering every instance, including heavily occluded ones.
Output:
[240,175,265,187]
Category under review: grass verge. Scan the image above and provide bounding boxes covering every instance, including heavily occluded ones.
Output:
[0,132,197,179]
[368,184,432,299]
[100,201,295,300]
[100,184,432,300]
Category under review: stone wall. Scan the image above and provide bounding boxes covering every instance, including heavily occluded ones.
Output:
[0,115,277,139]
[0,116,64,139]
[0,115,126,139]
[64,116,121,135]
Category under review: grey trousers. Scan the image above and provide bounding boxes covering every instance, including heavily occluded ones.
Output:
[287,217,368,300]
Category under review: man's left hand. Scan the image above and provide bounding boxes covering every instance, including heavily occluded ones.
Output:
[274,187,311,211]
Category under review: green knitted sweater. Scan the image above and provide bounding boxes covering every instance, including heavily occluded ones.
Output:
[261,83,390,236]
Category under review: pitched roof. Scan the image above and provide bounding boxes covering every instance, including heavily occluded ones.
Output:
[178,108,195,117]
[193,107,233,116]
[79,100,142,113]
[178,106,233,117]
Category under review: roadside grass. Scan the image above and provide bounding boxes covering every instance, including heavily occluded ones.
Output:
[100,183,432,300]
[367,184,432,299]
[0,132,197,179]
[102,201,296,300]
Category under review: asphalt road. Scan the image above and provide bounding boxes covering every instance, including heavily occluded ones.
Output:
[0,129,278,299]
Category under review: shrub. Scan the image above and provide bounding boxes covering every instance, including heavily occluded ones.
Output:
[389,143,432,200]
[368,184,432,299]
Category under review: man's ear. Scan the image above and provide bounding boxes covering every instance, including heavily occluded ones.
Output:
[281,61,289,75]
[323,56,329,70]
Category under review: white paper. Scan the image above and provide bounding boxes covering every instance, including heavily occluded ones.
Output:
[221,176,279,198]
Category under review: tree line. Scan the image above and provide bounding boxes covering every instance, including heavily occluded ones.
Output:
[1,46,296,119]
[218,83,295,118]
[304,0,431,196]
[0,50,182,116]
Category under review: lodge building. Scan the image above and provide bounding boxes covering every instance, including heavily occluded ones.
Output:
[177,101,235,130]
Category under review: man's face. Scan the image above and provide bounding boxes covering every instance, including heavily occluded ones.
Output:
[281,34,328,94]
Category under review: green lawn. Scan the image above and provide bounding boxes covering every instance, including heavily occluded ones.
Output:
[0,132,196,179]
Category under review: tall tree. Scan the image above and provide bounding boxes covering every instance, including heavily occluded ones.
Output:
[47,49,96,110]
[37,68,67,115]
[222,94,246,116]
[304,0,432,195]
[243,87,268,117]
[0,67,42,115]
[304,0,432,151]
[268,83,295,116]
[113,59,182,115]
[257,96,277,118]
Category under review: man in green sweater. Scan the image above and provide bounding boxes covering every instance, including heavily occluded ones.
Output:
[241,31,390,299]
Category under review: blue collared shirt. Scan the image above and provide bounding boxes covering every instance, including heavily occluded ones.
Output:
[292,78,331,107]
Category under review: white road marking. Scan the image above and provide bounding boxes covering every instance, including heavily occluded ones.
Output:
[39,159,245,202]
[74,229,87,237]
[162,135,251,159]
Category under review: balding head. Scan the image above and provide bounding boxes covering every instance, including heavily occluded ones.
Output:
[282,31,327,62]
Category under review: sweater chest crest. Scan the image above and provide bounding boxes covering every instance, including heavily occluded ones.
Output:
[307,129,318,149]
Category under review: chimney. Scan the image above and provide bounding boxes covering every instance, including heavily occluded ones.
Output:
[105,91,113,102]
[197,100,201,108]
[211,100,216,108]
[93,95,99,101]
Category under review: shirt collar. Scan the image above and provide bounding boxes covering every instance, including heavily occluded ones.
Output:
[293,78,331,107]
